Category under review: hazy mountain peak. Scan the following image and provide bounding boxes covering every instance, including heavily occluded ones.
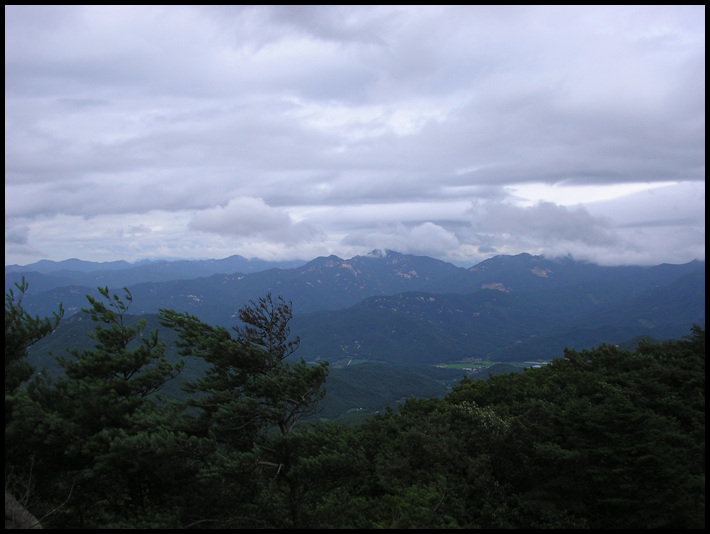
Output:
[365,249,393,259]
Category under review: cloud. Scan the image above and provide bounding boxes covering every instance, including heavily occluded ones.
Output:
[343,222,460,257]
[189,197,322,247]
[5,225,30,245]
[190,197,292,236]
[468,201,619,247]
[4,5,705,266]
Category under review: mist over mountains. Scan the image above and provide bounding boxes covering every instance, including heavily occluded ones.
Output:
[6,250,705,366]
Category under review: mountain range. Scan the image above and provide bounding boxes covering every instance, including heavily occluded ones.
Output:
[9,250,705,366]
[4,254,305,293]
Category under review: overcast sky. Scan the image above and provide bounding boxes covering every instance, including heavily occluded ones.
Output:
[5,5,705,267]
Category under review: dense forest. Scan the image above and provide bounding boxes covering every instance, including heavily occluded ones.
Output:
[5,280,705,529]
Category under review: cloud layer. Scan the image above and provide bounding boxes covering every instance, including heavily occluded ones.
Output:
[5,5,705,266]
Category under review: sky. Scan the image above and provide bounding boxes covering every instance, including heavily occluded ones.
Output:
[5,5,705,267]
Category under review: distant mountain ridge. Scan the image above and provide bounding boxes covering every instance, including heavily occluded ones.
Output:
[11,250,465,320]
[4,254,306,294]
[5,258,136,274]
[11,250,705,364]
[293,265,705,364]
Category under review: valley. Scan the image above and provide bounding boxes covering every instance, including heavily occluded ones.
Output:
[6,251,705,528]
[11,250,704,423]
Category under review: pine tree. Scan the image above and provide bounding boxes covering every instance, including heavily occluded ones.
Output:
[5,278,63,529]
[5,277,63,394]
[160,293,330,527]
[8,287,196,528]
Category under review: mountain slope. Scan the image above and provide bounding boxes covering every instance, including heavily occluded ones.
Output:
[13,252,704,327]
[15,250,464,324]
[24,312,465,424]
[14,251,705,365]
[293,264,705,364]
[5,255,305,293]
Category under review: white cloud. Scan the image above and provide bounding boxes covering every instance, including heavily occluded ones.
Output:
[190,197,293,236]
[343,222,460,257]
[462,200,620,255]
[4,5,705,266]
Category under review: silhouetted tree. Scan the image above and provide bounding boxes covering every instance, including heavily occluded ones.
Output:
[161,293,329,527]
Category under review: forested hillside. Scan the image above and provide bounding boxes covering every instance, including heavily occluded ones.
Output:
[5,281,705,529]
[11,252,706,365]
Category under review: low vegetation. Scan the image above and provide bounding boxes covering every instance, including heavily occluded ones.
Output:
[5,280,705,528]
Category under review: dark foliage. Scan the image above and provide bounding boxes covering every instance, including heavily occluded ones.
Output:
[5,282,704,528]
